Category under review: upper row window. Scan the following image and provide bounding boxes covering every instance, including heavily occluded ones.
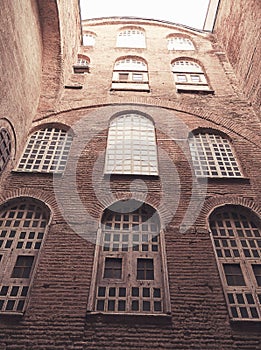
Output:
[117,28,146,48]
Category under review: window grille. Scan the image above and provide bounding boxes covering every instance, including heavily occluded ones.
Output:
[167,37,195,50]
[189,132,242,177]
[17,127,73,173]
[105,113,158,175]
[209,206,261,320]
[0,199,49,313]
[0,128,11,173]
[117,28,146,48]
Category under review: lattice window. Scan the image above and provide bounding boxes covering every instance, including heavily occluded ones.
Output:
[0,199,49,313]
[89,201,170,314]
[167,37,195,50]
[117,28,146,48]
[189,132,242,178]
[209,206,261,320]
[83,32,96,46]
[0,128,11,173]
[17,127,73,173]
[104,113,158,175]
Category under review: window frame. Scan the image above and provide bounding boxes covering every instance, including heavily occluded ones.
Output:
[0,128,11,174]
[116,27,146,48]
[167,36,195,51]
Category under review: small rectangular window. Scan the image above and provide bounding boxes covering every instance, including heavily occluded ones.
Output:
[119,73,129,81]
[223,263,246,286]
[132,73,143,81]
[11,256,34,278]
[103,257,122,279]
[252,265,261,286]
[137,258,154,280]
[177,74,187,82]
[190,74,201,82]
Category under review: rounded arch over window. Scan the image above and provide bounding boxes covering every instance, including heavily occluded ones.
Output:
[114,56,148,71]
[0,197,51,313]
[188,129,242,178]
[167,34,195,51]
[105,111,158,175]
[73,54,90,73]
[16,124,73,174]
[208,204,261,320]
[87,199,170,314]
[117,26,146,48]
[82,31,96,46]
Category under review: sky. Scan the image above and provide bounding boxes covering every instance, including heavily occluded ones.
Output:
[79,0,210,30]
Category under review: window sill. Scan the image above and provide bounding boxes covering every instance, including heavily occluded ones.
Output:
[12,169,64,176]
[86,311,172,324]
[0,311,24,318]
[177,88,214,95]
[196,176,250,184]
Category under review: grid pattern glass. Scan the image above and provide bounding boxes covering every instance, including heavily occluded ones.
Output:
[95,202,164,314]
[210,207,261,320]
[17,127,73,173]
[115,58,147,71]
[0,128,11,173]
[0,200,49,313]
[117,29,146,48]
[168,37,195,50]
[105,114,158,175]
[189,133,242,177]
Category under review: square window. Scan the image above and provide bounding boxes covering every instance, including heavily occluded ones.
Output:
[223,263,246,286]
[11,255,34,278]
[137,258,154,280]
[103,258,122,279]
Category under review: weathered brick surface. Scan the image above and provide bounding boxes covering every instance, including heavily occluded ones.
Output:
[0,6,261,350]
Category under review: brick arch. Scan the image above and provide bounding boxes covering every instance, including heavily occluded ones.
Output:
[29,122,74,136]
[189,127,233,141]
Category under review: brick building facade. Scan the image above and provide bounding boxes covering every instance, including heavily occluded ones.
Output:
[0,1,260,349]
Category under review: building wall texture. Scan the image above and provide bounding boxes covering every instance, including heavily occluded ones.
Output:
[0,3,260,350]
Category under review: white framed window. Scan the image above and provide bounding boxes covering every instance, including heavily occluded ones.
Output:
[111,58,149,91]
[16,127,73,174]
[172,60,212,93]
[83,32,96,47]
[209,206,261,321]
[88,200,170,315]
[189,132,242,178]
[117,28,146,48]
[0,198,50,313]
[105,113,158,176]
[0,128,11,173]
[73,55,90,73]
[167,37,195,50]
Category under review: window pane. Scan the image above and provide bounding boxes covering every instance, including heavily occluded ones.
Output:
[252,265,261,286]
[137,258,154,280]
[0,128,11,173]
[223,264,246,286]
[103,258,122,279]
[11,256,34,278]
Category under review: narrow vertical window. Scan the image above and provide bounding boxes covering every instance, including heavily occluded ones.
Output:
[0,128,11,173]
[88,200,170,314]
[209,205,261,320]
[16,127,73,173]
[0,198,50,313]
[189,132,242,178]
[105,112,158,175]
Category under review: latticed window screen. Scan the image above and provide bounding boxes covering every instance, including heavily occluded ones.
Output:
[117,29,146,48]
[0,128,11,173]
[209,206,261,320]
[17,127,73,173]
[105,113,158,175]
[189,133,242,177]
[167,37,195,50]
[93,201,168,314]
[0,199,49,313]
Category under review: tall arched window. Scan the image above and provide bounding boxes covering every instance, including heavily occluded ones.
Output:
[111,57,149,91]
[172,59,213,93]
[0,128,11,173]
[167,36,195,51]
[189,131,242,178]
[116,27,146,48]
[88,200,170,314]
[0,198,50,313]
[17,127,73,173]
[209,205,261,320]
[105,112,158,175]
[82,32,96,47]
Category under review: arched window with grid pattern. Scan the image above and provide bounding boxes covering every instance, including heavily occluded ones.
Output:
[167,36,195,51]
[116,27,146,48]
[209,205,261,321]
[0,128,11,174]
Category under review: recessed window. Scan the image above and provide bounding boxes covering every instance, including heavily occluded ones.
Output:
[117,27,146,48]
[105,112,158,175]
[73,55,90,73]
[209,205,261,320]
[189,132,242,178]
[88,200,170,314]
[0,198,50,313]
[83,32,96,46]
[0,128,11,173]
[167,36,195,50]
[16,127,73,173]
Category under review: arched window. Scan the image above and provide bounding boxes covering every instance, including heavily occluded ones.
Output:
[73,55,90,73]
[0,128,11,173]
[0,198,50,313]
[116,27,146,48]
[83,32,96,47]
[17,127,73,173]
[189,131,242,178]
[172,59,213,93]
[111,57,149,91]
[105,112,158,175]
[88,200,170,314]
[209,205,261,320]
[167,36,195,50]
